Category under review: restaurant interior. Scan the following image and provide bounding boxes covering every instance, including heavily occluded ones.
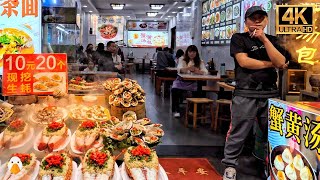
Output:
[0,0,320,179]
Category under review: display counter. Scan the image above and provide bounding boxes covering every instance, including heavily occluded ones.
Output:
[268,99,320,180]
[0,78,167,180]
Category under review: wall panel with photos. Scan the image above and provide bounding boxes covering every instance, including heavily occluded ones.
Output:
[201,0,241,46]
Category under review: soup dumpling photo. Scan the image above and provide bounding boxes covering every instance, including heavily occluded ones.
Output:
[282,148,293,164]
[293,154,304,171]
[277,171,287,180]
[285,163,297,180]
[274,155,285,171]
[300,166,312,180]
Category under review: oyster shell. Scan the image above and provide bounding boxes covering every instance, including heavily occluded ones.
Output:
[135,118,151,126]
[124,81,133,90]
[143,134,160,146]
[123,111,137,121]
[123,91,133,102]
[146,127,164,137]
[110,116,120,124]
[121,99,131,108]
[130,98,138,107]
[114,120,133,133]
[110,132,129,141]
[114,87,124,95]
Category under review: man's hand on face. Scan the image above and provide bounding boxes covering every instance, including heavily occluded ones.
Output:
[250,25,268,43]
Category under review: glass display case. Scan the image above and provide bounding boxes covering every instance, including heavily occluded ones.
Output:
[287,69,307,94]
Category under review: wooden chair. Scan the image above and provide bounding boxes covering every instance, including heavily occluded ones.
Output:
[185,98,214,129]
[212,99,232,131]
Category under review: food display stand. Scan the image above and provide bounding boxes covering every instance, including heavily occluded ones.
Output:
[268,99,320,180]
[0,55,167,179]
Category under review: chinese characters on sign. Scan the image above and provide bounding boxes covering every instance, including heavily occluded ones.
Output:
[0,0,41,75]
[2,54,67,96]
[269,102,320,154]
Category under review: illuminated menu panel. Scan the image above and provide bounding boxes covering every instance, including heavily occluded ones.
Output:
[201,0,241,46]
[127,31,168,48]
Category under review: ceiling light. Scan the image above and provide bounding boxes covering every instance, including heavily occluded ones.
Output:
[83,5,87,7]
[187,7,191,9]
[182,13,191,16]
[172,12,177,13]
[154,20,157,21]
[146,12,158,17]
[150,4,164,10]
[140,20,142,21]
[179,12,184,13]
[127,16,130,17]
[167,16,171,17]
[111,4,125,10]
[89,10,92,13]
[178,6,183,8]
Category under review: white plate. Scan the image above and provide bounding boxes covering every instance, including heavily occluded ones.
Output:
[70,132,104,154]
[77,162,121,180]
[29,107,68,125]
[0,127,34,149]
[120,163,168,180]
[0,160,40,180]
[33,129,71,152]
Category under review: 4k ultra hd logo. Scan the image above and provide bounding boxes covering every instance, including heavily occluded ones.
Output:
[276,5,315,34]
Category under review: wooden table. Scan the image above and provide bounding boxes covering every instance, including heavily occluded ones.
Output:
[178,73,221,81]
[217,82,235,91]
[165,67,178,71]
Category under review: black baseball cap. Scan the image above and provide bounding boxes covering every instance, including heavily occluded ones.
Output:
[245,6,268,19]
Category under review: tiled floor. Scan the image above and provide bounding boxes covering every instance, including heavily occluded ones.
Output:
[132,73,267,179]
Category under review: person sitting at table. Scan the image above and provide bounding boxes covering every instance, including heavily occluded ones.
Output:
[82,60,97,82]
[171,45,208,118]
[106,41,123,72]
[156,47,175,70]
[175,49,184,66]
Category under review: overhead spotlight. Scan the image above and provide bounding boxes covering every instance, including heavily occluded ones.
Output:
[110,3,125,10]
[89,10,93,13]
[83,5,87,8]
[150,4,164,10]
[178,6,183,9]
[146,12,158,17]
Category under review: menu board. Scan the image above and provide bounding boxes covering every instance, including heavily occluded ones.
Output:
[127,31,168,48]
[268,99,320,180]
[2,54,68,96]
[0,0,42,75]
[201,0,241,46]
[176,31,193,47]
[127,21,168,31]
[96,16,124,44]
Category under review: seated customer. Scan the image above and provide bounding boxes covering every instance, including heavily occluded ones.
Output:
[171,45,208,118]
[156,47,175,70]
[83,60,97,82]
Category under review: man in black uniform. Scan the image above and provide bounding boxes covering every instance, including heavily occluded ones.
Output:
[222,6,291,180]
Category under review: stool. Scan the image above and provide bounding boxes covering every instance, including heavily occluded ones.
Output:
[185,98,214,129]
[212,99,232,131]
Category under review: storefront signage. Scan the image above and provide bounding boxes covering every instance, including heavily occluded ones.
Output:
[0,0,42,75]
[201,0,240,46]
[127,31,168,48]
[127,21,168,31]
[268,99,320,180]
[96,16,124,44]
[2,54,67,96]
